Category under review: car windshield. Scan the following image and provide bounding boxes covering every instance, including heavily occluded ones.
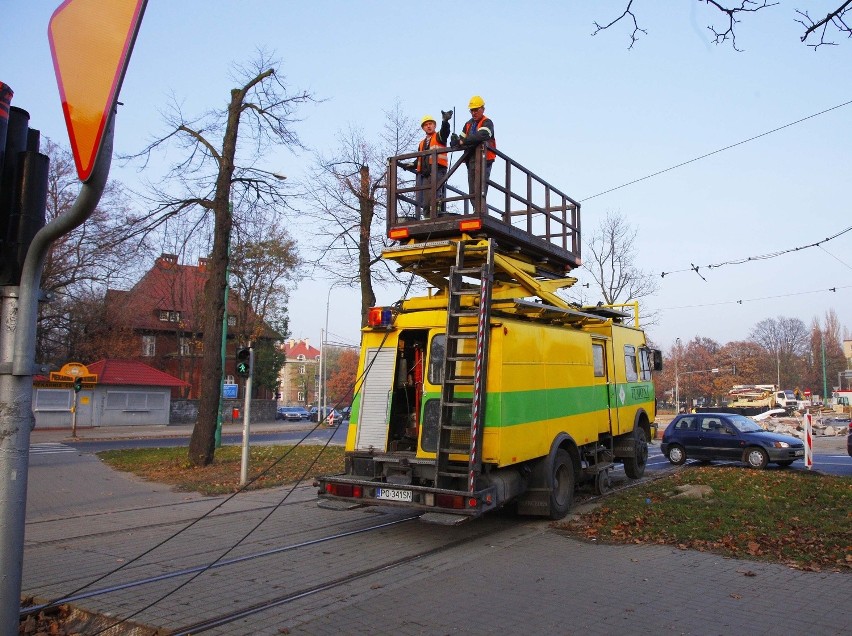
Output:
[728,415,764,433]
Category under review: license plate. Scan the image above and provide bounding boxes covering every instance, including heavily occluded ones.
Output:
[376,488,412,502]
[794,450,804,456]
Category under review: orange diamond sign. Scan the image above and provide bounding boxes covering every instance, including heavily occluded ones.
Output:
[48,0,147,182]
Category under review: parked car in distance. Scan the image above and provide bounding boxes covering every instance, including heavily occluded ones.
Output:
[276,406,310,421]
[661,412,805,469]
[340,405,352,419]
[309,406,343,425]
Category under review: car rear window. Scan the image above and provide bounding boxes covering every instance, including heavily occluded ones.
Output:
[673,416,698,431]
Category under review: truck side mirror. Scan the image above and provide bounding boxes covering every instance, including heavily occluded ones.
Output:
[652,349,663,371]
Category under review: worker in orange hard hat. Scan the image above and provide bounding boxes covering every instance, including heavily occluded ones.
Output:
[402,109,452,217]
[451,95,496,211]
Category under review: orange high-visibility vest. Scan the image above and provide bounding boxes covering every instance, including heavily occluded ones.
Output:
[463,117,496,161]
[417,132,448,171]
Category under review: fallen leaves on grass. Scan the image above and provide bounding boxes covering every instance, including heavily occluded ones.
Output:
[555,467,851,570]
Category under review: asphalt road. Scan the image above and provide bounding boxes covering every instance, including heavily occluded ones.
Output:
[30,430,851,476]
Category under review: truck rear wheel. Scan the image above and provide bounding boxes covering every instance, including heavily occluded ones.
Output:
[549,449,575,519]
[623,426,648,479]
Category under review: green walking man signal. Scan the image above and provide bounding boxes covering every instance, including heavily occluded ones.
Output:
[236,348,251,378]
[73,378,83,393]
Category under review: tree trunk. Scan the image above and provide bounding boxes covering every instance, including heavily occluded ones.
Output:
[358,165,376,327]
[188,88,242,466]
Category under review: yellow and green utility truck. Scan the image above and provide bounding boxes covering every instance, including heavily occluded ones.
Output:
[316,144,661,521]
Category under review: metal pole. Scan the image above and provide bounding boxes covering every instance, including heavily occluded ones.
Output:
[215,202,232,449]
[323,288,332,424]
[0,111,113,636]
[70,390,78,438]
[239,348,254,486]
[317,328,323,419]
[821,334,828,402]
[674,338,680,412]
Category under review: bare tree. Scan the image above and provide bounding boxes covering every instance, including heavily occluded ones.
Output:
[593,1,851,51]
[580,211,658,312]
[128,53,314,466]
[303,103,419,326]
[37,139,150,363]
[748,315,809,386]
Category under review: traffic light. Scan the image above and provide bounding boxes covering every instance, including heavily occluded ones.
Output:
[236,348,251,378]
[73,377,83,393]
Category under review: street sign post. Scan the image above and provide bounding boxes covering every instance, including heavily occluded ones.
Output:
[48,0,147,181]
[0,2,147,631]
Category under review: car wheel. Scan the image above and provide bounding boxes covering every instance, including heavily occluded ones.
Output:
[667,444,687,465]
[623,427,648,479]
[745,447,768,469]
[775,459,794,467]
[548,449,575,520]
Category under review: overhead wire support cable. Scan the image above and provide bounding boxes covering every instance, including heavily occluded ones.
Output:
[579,98,852,202]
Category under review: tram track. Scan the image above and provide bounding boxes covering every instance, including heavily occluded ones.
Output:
[168,523,505,636]
[21,513,420,619]
[24,491,315,547]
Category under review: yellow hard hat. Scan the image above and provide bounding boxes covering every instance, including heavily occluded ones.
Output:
[421,115,436,127]
[468,95,485,109]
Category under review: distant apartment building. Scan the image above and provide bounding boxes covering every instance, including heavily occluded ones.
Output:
[279,339,320,406]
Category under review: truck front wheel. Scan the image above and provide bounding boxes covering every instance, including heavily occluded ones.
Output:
[549,449,575,519]
[623,426,648,479]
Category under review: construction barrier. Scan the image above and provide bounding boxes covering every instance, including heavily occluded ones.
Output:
[803,410,813,469]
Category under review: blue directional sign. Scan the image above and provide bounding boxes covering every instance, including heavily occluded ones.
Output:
[223,383,238,399]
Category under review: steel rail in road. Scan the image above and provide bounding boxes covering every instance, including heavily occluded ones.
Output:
[168,525,502,636]
[20,514,418,618]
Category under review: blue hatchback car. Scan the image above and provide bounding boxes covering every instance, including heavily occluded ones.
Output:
[661,412,805,469]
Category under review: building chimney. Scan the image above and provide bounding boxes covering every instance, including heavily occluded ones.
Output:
[156,253,178,269]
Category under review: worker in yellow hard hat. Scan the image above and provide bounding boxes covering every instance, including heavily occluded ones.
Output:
[401,109,452,218]
[451,95,496,211]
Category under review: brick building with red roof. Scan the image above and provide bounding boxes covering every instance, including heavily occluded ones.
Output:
[104,253,280,399]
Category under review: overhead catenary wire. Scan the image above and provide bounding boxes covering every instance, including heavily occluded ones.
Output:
[660,224,852,278]
[656,284,850,311]
[579,98,852,202]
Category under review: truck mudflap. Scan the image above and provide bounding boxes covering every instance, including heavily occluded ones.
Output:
[316,475,500,517]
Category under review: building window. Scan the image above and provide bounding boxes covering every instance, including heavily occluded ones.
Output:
[296,354,305,361]
[158,310,181,322]
[105,391,166,411]
[227,315,236,326]
[179,336,192,356]
[142,335,156,357]
[299,365,306,374]
[297,391,304,402]
[34,389,72,411]
[315,355,320,362]
[225,375,234,385]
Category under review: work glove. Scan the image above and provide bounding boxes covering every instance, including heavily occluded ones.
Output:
[400,161,416,173]
[450,133,460,147]
[441,109,453,121]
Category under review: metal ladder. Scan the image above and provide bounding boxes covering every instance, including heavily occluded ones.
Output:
[435,239,494,492]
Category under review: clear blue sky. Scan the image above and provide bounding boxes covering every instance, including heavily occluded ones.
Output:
[6,1,851,352]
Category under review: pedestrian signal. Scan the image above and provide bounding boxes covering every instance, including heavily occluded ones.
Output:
[73,377,83,392]
[236,348,251,378]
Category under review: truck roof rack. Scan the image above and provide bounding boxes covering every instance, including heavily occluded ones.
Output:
[387,144,581,274]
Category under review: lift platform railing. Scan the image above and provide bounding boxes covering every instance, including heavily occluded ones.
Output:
[387,144,582,273]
